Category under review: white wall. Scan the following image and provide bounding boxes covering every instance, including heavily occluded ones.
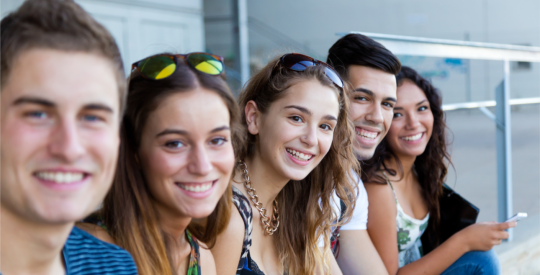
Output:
[1,0,205,75]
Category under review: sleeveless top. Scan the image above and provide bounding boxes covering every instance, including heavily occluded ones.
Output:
[232,186,266,275]
[186,230,202,275]
[85,215,201,274]
[382,172,430,268]
[63,226,138,275]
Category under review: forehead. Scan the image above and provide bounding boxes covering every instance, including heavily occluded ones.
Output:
[396,80,428,106]
[146,87,230,133]
[347,65,396,98]
[2,49,119,110]
[273,79,340,116]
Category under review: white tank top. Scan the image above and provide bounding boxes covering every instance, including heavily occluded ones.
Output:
[383,172,430,267]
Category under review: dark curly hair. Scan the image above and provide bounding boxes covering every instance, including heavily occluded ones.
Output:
[360,66,451,242]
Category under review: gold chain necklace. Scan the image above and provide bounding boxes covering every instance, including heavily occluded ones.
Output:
[238,160,280,235]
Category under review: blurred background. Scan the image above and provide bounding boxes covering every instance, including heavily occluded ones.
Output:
[2,0,539,273]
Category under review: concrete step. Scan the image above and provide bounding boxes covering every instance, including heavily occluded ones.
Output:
[494,213,540,275]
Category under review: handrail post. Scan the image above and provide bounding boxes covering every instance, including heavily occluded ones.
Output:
[496,60,513,241]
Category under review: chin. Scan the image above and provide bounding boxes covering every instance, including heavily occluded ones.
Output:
[44,198,97,221]
[353,148,376,161]
[188,206,217,219]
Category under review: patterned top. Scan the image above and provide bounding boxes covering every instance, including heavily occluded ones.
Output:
[232,186,266,275]
[383,173,430,268]
[84,214,201,274]
[63,226,138,275]
[186,230,202,275]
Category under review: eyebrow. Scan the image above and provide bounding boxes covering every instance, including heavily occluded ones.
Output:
[323,115,338,121]
[12,96,114,113]
[354,88,397,103]
[284,105,312,116]
[13,97,55,107]
[394,100,428,110]
[156,125,230,137]
[83,103,114,113]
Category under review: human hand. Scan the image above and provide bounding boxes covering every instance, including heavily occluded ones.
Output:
[456,221,517,252]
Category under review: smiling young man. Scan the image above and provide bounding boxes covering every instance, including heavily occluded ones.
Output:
[0,0,137,274]
[326,33,401,275]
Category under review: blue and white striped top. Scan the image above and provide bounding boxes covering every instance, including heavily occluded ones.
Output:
[62,226,138,275]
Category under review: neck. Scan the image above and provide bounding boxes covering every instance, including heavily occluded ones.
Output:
[385,153,417,182]
[243,154,290,208]
[154,203,191,242]
[1,205,73,275]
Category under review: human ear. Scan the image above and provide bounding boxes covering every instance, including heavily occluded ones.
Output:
[245,100,260,135]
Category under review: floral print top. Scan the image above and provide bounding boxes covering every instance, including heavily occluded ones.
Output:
[186,230,201,275]
[383,172,430,267]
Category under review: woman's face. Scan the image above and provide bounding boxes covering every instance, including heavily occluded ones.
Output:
[138,87,235,219]
[247,79,340,181]
[386,80,434,158]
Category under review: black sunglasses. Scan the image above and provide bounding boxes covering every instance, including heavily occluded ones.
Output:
[276,53,344,88]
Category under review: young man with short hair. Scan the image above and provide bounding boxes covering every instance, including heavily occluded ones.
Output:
[0,0,136,274]
[326,33,402,275]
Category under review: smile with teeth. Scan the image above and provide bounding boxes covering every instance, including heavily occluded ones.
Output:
[286,148,313,161]
[356,128,379,140]
[400,133,423,141]
[177,182,213,193]
[35,171,85,184]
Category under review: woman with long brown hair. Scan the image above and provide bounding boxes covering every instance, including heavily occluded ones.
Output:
[211,53,359,275]
[363,66,515,274]
[79,52,242,274]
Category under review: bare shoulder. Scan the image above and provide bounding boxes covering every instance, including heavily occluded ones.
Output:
[199,242,217,275]
[218,204,246,242]
[210,205,245,275]
[364,181,395,202]
[75,222,116,245]
[364,181,397,218]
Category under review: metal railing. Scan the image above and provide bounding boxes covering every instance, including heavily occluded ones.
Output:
[340,31,540,241]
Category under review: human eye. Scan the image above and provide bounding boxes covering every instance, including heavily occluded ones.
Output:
[289,115,304,123]
[209,137,228,146]
[81,114,105,122]
[418,106,429,111]
[393,112,403,118]
[24,110,48,119]
[354,96,368,102]
[382,102,395,109]
[165,140,185,149]
[320,124,333,131]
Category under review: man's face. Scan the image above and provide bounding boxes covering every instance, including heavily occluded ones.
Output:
[1,49,120,224]
[346,65,397,160]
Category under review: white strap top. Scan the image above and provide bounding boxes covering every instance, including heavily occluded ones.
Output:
[383,172,430,267]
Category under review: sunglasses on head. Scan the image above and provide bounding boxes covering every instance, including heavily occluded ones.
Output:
[131,52,224,80]
[277,53,344,89]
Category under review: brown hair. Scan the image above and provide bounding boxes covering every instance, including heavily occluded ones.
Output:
[102,57,243,275]
[0,0,126,113]
[237,55,359,275]
[361,66,451,244]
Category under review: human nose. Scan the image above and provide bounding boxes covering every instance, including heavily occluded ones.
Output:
[365,103,384,124]
[187,145,212,176]
[300,124,318,147]
[48,118,85,162]
[405,112,421,129]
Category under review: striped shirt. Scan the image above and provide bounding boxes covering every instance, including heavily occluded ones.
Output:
[63,226,138,275]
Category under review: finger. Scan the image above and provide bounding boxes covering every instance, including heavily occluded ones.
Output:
[497,231,510,240]
[496,222,514,230]
[494,239,502,246]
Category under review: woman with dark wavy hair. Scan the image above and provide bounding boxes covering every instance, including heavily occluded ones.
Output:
[363,66,515,274]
